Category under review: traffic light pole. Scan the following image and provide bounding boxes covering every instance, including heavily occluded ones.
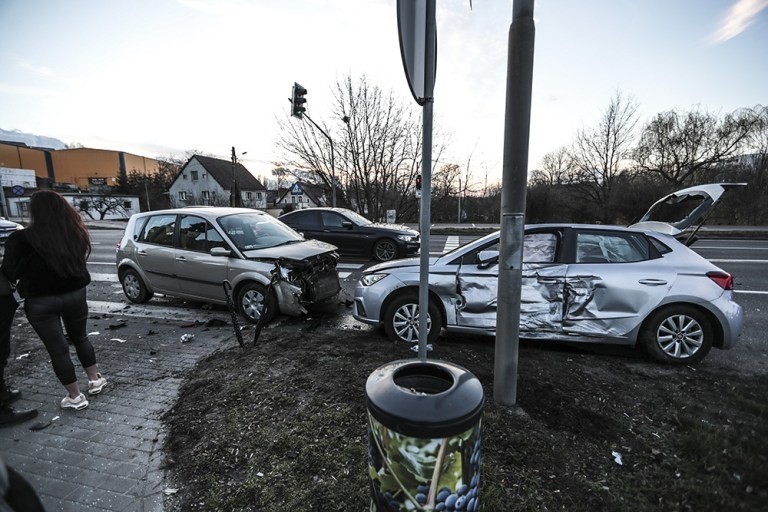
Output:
[300,113,337,208]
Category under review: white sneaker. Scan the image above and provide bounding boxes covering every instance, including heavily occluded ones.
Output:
[88,373,107,395]
[61,393,89,410]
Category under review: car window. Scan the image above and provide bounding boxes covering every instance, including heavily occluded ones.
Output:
[132,216,148,241]
[523,233,557,263]
[218,212,303,251]
[139,214,176,247]
[576,232,650,263]
[321,212,345,228]
[179,215,228,252]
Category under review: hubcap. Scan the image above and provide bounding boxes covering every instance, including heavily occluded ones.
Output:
[656,314,704,359]
[123,274,140,299]
[242,289,265,321]
[393,303,431,343]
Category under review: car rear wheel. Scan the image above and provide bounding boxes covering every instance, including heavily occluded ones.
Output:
[373,238,398,262]
[640,305,713,364]
[120,269,153,304]
[383,293,442,344]
[237,282,277,325]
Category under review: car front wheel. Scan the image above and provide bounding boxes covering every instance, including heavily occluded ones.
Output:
[120,269,153,304]
[237,282,276,325]
[640,305,713,364]
[373,238,398,262]
[383,293,442,344]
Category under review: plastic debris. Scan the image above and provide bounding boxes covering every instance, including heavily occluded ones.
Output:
[88,331,100,336]
[110,338,127,343]
[409,344,433,353]
[180,334,195,343]
[16,353,30,360]
[612,451,623,465]
[163,488,179,495]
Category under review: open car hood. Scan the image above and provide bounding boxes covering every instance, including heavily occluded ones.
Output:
[629,182,747,236]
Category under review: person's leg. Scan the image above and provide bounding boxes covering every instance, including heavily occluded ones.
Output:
[24,295,83,397]
[0,295,37,426]
[0,294,19,388]
[61,288,105,394]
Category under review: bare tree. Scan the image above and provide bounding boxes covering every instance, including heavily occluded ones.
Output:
[569,91,640,223]
[276,74,443,221]
[633,106,761,186]
[531,146,574,186]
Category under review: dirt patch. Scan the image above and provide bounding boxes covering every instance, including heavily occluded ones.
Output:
[162,316,768,511]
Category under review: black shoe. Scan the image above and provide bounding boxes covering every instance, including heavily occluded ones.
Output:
[0,406,38,428]
[5,386,21,404]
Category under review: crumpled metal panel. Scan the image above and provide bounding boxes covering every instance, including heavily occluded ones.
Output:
[277,280,307,316]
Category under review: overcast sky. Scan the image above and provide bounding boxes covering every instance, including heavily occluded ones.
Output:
[1,0,766,185]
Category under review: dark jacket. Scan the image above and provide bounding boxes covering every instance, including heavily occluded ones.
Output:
[0,230,90,298]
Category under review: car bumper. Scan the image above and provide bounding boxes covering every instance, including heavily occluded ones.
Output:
[716,292,743,350]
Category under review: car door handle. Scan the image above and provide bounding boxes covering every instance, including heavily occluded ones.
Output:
[137,250,147,256]
[176,256,187,262]
[639,279,667,286]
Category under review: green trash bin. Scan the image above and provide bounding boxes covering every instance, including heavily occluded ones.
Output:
[366,359,484,511]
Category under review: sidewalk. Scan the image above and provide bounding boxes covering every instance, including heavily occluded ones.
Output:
[0,304,233,512]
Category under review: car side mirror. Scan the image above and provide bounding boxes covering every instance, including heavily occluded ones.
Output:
[476,250,499,269]
[210,247,231,257]
[342,221,353,229]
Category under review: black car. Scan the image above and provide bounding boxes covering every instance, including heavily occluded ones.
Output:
[279,207,419,262]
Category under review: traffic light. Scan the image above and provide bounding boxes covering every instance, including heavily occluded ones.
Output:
[415,175,422,190]
[291,82,307,118]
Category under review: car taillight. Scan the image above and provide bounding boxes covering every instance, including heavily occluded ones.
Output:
[707,271,734,290]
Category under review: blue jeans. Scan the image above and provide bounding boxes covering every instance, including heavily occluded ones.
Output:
[24,287,95,386]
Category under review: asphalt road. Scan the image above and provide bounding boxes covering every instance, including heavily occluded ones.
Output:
[89,230,768,375]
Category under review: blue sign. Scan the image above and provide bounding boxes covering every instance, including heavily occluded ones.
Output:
[290,183,303,195]
[11,185,24,196]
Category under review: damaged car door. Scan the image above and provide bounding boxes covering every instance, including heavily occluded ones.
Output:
[562,229,673,341]
[174,214,231,302]
[454,230,567,335]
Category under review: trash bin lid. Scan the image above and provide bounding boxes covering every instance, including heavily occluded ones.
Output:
[366,359,484,438]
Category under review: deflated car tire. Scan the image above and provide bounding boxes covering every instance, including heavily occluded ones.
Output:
[120,269,153,304]
[384,293,442,344]
[237,282,277,325]
[640,305,713,365]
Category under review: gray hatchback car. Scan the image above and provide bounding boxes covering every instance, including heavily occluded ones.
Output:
[353,183,746,365]
[116,207,341,323]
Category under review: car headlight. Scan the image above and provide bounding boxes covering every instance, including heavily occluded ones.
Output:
[361,273,388,286]
[397,234,417,242]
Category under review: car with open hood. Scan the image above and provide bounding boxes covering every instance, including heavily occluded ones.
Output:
[278,207,419,262]
[353,183,746,364]
[116,207,341,323]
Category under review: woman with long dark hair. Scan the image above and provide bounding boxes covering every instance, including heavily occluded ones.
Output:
[1,190,106,410]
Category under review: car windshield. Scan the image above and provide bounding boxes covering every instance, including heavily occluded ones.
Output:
[342,210,372,226]
[217,212,303,251]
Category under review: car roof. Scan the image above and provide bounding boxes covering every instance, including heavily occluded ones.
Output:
[135,207,267,217]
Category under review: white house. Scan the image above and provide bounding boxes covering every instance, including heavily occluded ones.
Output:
[168,155,267,209]
[274,181,332,212]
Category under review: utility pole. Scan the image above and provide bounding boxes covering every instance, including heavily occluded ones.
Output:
[230,146,241,207]
[494,0,536,406]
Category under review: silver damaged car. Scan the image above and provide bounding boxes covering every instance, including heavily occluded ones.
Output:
[353,183,745,364]
[116,207,341,323]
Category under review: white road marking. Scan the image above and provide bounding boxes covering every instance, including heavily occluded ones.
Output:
[735,290,768,295]
[443,236,460,253]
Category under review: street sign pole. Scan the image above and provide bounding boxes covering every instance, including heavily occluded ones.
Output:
[397,0,437,360]
[416,0,436,360]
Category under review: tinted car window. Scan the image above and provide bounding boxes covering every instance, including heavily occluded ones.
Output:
[576,232,650,263]
[179,215,227,252]
[140,214,176,247]
[321,212,345,228]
